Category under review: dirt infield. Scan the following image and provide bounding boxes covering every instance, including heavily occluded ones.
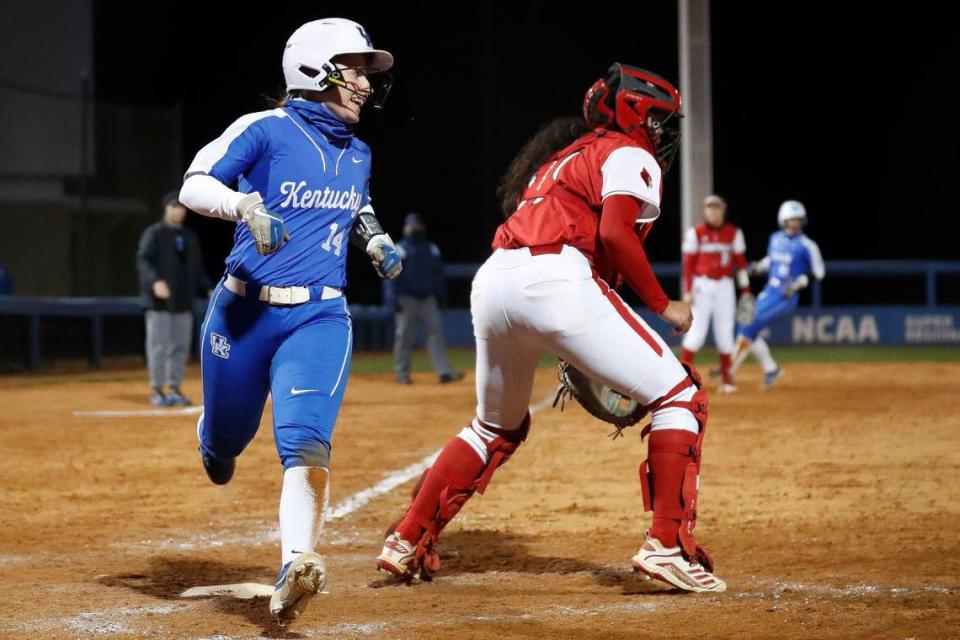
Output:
[1,359,958,639]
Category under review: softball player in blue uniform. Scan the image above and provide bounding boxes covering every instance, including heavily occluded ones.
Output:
[179,18,400,623]
[728,200,824,387]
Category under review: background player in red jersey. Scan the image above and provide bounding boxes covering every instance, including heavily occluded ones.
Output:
[680,195,752,393]
[376,63,726,593]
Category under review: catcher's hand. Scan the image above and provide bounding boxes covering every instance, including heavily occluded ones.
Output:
[736,292,756,326]
[237,192,289,256]
[553,361,647,437]
[660,300,693,335]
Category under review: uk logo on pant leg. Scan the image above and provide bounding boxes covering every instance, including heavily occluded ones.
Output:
[210,333,231,359]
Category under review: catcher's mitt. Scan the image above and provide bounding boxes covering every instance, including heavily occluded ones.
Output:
[553,361,647,438]
[736,292,756,326]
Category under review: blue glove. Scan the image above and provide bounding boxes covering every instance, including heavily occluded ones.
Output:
[367,235,403,280]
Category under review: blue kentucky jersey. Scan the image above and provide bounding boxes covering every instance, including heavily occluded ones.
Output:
[763,230,825,292]
[186,98,372,287]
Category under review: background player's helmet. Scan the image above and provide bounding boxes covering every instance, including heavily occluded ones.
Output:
[583,63,683,172]
[777,200,807,227]
[283,18,394,108]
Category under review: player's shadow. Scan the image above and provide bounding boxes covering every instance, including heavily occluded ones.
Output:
[371,529,685,596]
[97,556,303,638]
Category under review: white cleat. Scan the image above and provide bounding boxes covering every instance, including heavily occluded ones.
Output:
[376,532,417,579]
[631,535,726,593]
[269,552,327,624]
[717,383,738,394]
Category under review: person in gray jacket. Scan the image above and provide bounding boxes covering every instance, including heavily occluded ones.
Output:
[137,192,211,405]
[384,212,463,384]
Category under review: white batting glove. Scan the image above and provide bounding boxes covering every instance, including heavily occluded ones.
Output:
[236,192,290,256]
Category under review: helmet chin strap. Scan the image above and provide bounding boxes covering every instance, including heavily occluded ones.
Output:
[321,62,390,110]
[325,69,370,97]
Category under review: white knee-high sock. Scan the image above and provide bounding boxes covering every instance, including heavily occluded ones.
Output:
[649,386,700,435]
[750,337,778,373]
[729,338,751,375]
[279,466,329,567]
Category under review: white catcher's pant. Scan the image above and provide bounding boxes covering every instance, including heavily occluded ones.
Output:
[681,276,736,354]
[471,246,697,434]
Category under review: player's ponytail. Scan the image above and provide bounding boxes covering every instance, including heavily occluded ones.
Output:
[497,117,591,218]
[265,88,307,108]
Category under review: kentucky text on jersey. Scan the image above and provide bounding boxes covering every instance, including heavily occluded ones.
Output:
[186,99,372,287]
[278,181,363,211]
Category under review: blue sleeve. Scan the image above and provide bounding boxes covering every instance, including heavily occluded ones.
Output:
[185,112,274,185]
[362,178,373,210]
[354,139,374,210]
[208,122,267,185]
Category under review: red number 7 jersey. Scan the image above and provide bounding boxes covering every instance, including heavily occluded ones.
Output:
[493,128,663,264]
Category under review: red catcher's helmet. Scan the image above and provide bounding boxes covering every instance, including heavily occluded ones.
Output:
[583,63,683,172]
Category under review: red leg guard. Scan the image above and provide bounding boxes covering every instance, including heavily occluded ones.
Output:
[718,352,733,384]
[680,348,696,366]
[645,429,698,547]
[638,366,716,570]
[392,414,530,575]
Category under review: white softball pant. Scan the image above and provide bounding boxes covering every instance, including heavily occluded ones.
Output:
[681,275,736,354]
[470,246,697,434]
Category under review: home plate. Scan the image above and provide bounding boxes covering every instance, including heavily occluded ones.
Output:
[180,583,274,599]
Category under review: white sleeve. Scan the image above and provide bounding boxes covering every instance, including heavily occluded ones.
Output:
[681,227,698,254]
[801,237,826,280]
[179,174,246,221]
[600,146,662,220]
[733,227,746,253]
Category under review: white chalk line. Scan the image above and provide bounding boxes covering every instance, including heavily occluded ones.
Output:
[325,391,557,521]
[326,450,439,521]
[7,603,197,636]
[73,406,203,418]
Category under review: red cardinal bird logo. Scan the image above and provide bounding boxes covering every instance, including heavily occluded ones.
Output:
[641,167,652,188]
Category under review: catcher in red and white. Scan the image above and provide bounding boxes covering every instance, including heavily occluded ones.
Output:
[680,195,755,393]
[376,63,725,593]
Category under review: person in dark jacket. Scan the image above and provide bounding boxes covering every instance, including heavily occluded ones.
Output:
[137,192,211,405]
[384,212,463,384]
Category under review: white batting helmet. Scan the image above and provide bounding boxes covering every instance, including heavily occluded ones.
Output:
[777,200,807,227]
[282,18,394,93]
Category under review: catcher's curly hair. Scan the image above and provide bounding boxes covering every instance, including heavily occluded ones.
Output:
[497,116,591,218]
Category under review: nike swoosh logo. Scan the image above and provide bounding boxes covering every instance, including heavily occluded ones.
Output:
[351,157,363,164]
[291,387,321,395]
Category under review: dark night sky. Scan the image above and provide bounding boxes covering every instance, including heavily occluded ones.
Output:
[94,2,960,300]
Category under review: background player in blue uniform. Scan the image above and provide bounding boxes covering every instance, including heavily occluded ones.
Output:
[730,200,824,388]
[178,18,401,624]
